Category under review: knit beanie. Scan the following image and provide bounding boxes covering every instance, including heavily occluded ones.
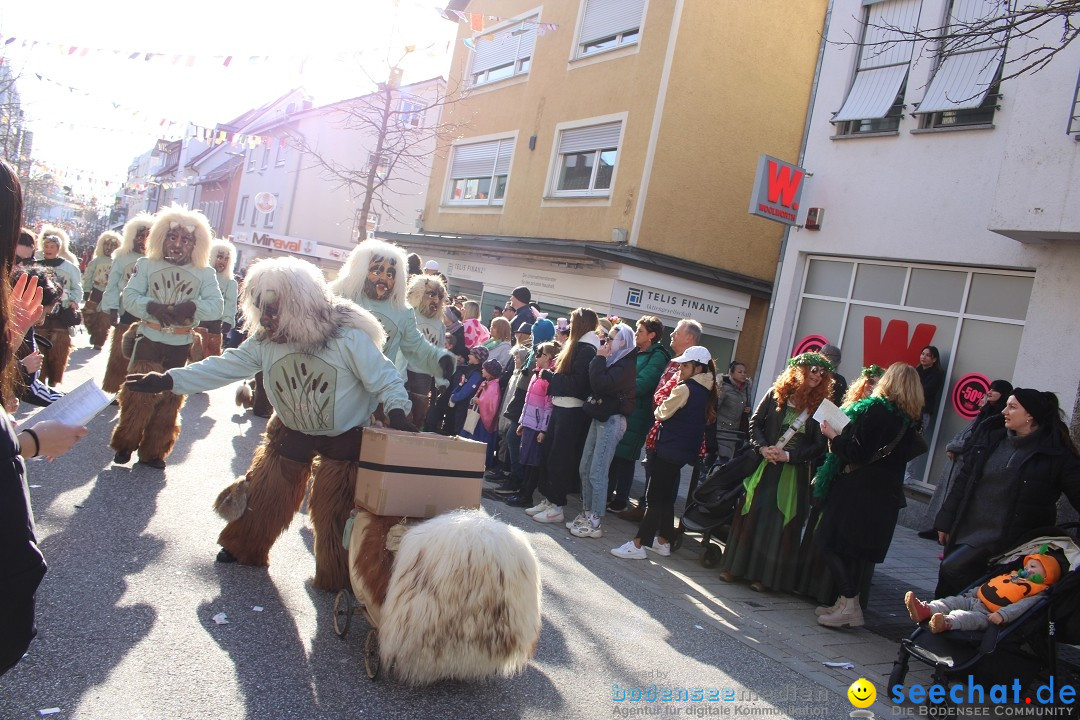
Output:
[512,286,531,304]
[482,359,503,377]
[532,317,555,345]
[1011,388,1057,429]
[989,379,1014,396]
[469,346,489,364]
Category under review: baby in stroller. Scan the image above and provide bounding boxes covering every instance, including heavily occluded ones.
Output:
[904,546,1069,634]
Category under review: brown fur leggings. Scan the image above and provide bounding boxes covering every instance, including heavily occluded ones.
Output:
[218,417,362,591]
[102,323,132,393]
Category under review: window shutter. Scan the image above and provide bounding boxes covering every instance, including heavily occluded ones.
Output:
[917,0,1006,113]
[450,139,514,178]
[579,0,646,45]
[471,18,536,74]
[558,122,622,154]
[493,140,514,175]
[833,0,921,122]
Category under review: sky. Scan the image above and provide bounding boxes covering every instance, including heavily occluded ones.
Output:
[0,0,459,201]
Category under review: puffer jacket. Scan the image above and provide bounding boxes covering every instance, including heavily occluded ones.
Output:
[584,348,638,420]
[614,342,671,461]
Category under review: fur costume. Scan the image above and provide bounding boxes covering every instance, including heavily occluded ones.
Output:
[330,239,452,387]
[82,230,122,348]
[110,206,221,466]
[159,257,406,589]
[101,213,153,393]
[349,508,541,685]
[36,225,84,385]
[193,238,238,359]
[404,274,448,426]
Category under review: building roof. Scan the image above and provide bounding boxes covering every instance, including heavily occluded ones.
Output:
[374,231,773,299]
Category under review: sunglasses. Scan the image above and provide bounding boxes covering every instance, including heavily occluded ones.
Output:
[807,366,825,375]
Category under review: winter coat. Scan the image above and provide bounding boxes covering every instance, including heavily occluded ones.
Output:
[715,374,751,446]
[546,340,597,401]
[749,391,827,466]
[472,378,501,433]
[614,342,671,462]
[935,419,1080,555]
[917,363,946,418]
[815,400,918,563]
[583,348,638,421]
[519,372,553,432]
[654,373,713,465]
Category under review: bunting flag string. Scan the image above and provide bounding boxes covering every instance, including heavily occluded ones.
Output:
[446,10,559,36]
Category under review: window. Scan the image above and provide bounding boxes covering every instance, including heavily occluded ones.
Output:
[398,99,425,128]
[367,153,389,179]
[576,0,646,58]
[916,0,1006,128]
[1068,67,1080,135]
[832,0,922,135]
[446,138,514,205]
[246,150,256,172]
[551,121,621,197]
[275,140,288,166]
[264,195,277,228]
[251,202,260,227]
[237,195,249,225]
[469,16,537,86]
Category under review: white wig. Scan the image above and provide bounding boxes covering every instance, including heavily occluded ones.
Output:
[38,224,78,264]
[329,238,408,310]
[211,238,237,277]
[95,230,122,259]
[405,273,447,314]
[117,212,154,256]
[145,204,213,268]
[241,256,386,354]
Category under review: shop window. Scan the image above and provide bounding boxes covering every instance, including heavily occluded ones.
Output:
[804,259,853,297]
[832,0,922,135]
[852,263,906,304]
[904,268,966,312]
[792,298,846,348]
[965,273,1033,320]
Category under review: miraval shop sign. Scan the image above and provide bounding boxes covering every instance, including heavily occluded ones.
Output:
[233,231,319,258]
[748,154,807,226]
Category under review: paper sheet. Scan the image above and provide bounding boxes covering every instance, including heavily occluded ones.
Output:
[812,398,849,433]
[29,379,112,427]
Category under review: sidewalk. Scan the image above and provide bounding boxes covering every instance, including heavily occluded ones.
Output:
[488,465,945,716]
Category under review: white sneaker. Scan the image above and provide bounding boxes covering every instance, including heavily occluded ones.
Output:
[565,513,587,529]
[570,521,603,538]
[532,505,564,524]
[645,539,671,557]
[525,500,551,516]
[610,541,647,559]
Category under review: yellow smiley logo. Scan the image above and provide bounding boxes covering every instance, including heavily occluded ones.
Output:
[848,678,876,708]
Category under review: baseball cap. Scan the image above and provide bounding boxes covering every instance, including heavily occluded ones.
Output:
[513,320,533,335]
[671,346,712,365]
[424,260,440,271]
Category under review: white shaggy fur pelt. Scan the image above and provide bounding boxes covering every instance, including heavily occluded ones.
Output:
[329,238,408,310]
[38,224,79,264]
[145,204,213,268]
[117,212,154,257]
[94,231,122,258]
[239,256,386,354]
[378,508,542,685]
[211,238,237,277]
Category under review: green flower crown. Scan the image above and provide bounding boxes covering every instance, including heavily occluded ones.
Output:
[787,352,835,372]
[861,364,885,379]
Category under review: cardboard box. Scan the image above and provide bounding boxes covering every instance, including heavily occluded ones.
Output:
[355,427,486,517]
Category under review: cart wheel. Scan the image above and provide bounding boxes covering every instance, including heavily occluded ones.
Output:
[670,533,684,552]
[332,590,352,638]
[700,543,722,568]
[364,629,381,679]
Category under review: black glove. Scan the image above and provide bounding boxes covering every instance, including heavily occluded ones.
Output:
[222,323,232,335]
[540,369,555,381]
[438,354,455,381]
[172,300,197,323]
[124,372,174,393]
[146,302,174,324]
[386,408,418,433]
[108,309,119,326]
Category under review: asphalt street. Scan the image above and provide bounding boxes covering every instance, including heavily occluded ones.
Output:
[0,335,856,720]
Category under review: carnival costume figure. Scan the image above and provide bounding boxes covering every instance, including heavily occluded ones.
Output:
[81,230,122,349]
[110,206,222,469]
[192,238,237,360]
[404,273,448,427]
[124,256,417,590]
[36,225,84,386]
[100,213,152,392]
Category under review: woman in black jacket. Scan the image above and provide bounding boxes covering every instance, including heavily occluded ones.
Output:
[933,388,1080,597]
[569,322,638,538]
[529,308,599,525]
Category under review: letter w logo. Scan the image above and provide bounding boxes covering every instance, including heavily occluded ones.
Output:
[767,160,804,209]
[863,316,937,368]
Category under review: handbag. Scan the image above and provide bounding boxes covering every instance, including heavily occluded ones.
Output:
[463,408,481,435]
[904,428,929,462]
[583,395,617,422]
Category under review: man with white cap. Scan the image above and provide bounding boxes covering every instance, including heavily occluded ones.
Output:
[423,260,440,275]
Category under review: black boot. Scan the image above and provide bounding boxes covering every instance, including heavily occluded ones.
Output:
[504,493,534,508]
[493,476,523,496]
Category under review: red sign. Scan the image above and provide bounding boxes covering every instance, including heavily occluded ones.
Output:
[951,373,990,419]
[862,317,937,369]
[748,155,806,226]
[792,334,828,357]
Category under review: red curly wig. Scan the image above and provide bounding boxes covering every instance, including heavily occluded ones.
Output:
[770,365,833,413]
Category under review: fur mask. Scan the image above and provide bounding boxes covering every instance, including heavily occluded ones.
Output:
[211,238,237,277]
[38,224,78,264]
[95,230,122,259]
[119,212,154,257]
[241,256,386,354]
[330,239,407,309]
[406,274,447,320]
[145,205,212,268]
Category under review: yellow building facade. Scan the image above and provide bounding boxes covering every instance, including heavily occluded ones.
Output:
[380,0,827,371]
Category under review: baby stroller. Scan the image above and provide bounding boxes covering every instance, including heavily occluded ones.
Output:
[670,440,752,567]
[888,525,1080,715]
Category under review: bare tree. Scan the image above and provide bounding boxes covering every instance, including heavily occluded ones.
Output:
[289,62,466,240]
[852,0,1080,83]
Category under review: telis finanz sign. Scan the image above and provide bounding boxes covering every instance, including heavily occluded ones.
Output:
[748,154,807,226]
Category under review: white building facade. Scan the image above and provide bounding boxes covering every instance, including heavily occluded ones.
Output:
[758,0,1080,526]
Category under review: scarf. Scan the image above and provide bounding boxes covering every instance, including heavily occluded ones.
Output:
[812,395,909,500]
